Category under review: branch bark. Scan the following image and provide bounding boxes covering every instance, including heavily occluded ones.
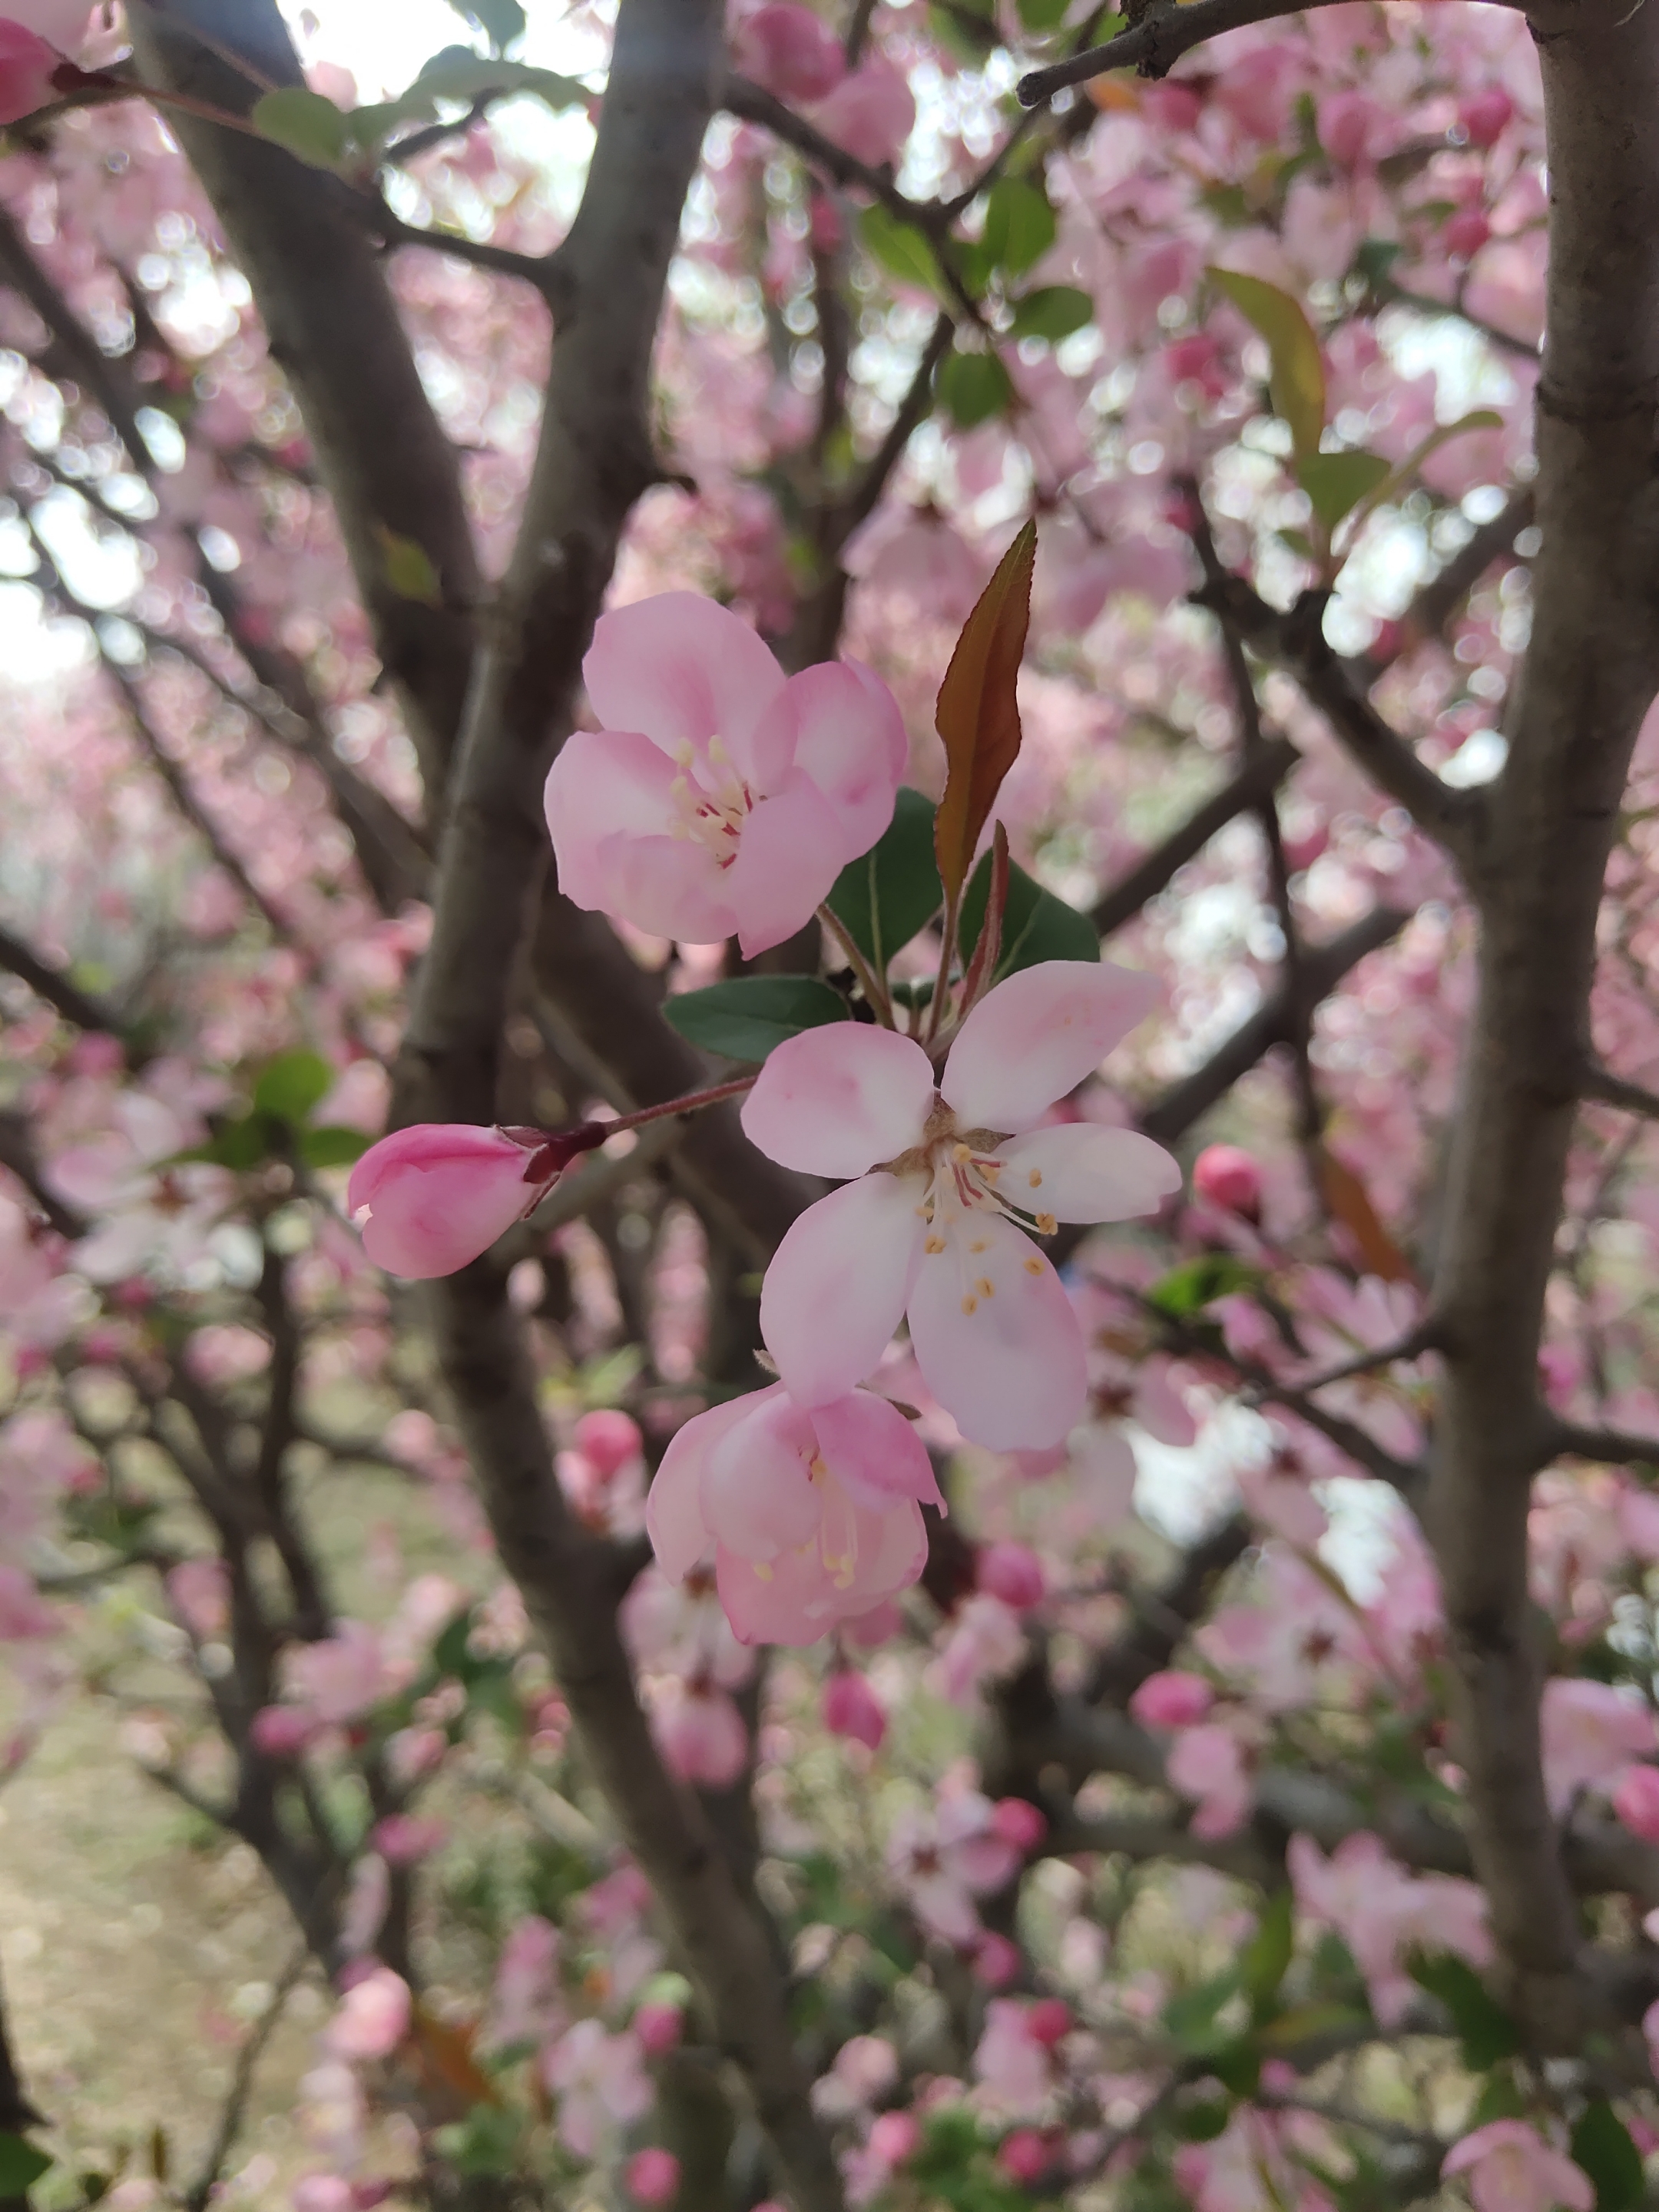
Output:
[1091,736,1299,938]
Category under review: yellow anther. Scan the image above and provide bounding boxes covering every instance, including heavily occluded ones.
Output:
[1036,1212,1057,1236]
[969,1237,988,1254]
[925,1235,945,1254]
[753,1561,773,1581]
[975,1277,994,1298]
[952,1141,972,1162]
[961,1294,978,1316]
[708,733,729,763]
[1023,1257,1044,1277]
[1028,1169,1043,1188]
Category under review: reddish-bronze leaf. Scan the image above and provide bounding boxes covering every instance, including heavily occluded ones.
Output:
[933,519,1037,902]
[1320,1149,1416,1286]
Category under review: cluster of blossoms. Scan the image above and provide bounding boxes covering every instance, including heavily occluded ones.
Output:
[352,587,1183,1640]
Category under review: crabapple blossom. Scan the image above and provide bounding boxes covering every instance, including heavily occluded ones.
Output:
[1613,1763,1659,1843]
[823,1667,886,1749]
[543,2022,654,2157]
[733,2,845,101]
[0,19,61,124]
[1130,1671,1214,1730]
[645,1381,940,1644]
[884,1783,1025,1944]
[325,1969,410,2063]
[1441,2122,1594,2212]
[1538,1676,1657,1813]
[545,592,905,955]
[1289,1833,1491,2028]
[631,2002,683,2057]
[624,2150,682,2207]
[996,2131,1051,2186]
[976,1540,1045,1609]
[743,962,1180,1449]
[346,1124,586,1279]
[647,1674,749,1786]
[1192,1144,1263,1220]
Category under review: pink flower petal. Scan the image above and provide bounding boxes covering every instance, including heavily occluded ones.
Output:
[648,1389,777,1580]
[811,1390,943,1512]
[763,660,907,860]
[760,1174,925,1402]
[589,833,737,944]
[545,729,681,912]
[906,1215,1087,1449]
[742,1025,934,1178]
[993,1124,1181,1223]
[717,1495,926,1646]
[583,591,785,769]
[942,962,1162,1133]
[704,1392,826,1558]
[346,1124,540,1280]
[725,773,850,957]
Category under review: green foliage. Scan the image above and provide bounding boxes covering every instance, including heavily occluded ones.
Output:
[250,88,353,171]
[1015,0,1071,32]
[443,0,527,49]
[1209,267,1326,465]
[938,349,1015,428]
[0,2135,51,2196]
[1571,2101,1644,2212]
[1162,1969,1243,2058]
[979,178,1057,276]
[300,1124,372,1169]
[1241,1888,1295,2015]
[1147,1253,1259,1318]
[908,2109,1032,2212]
[663,975,849,1063]
[1008,285,1094,343]
[826,786,942,972]
[1297,450,1392,533]
[432,2105,522,2178]
[253,1048,334,1124]
[374,524,445,608]
[1407,1952,1522,2069]
[859,205,949,299]
[957,852,1098,979]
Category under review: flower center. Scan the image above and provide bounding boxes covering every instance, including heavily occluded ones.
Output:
[882,1098,1057,1319]
[667,735,753,869]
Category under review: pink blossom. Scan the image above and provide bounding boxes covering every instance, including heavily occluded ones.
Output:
[973,1998,1055,2112]
[646,1382,939,1644]
[346,1124,573,1279]
[167,1558,230,1641]
[810,58,914,169]
[0,20,61,124]
[545,592,905,955]
[977,1541,1045,1610]
[1442,2122,1592,2212]
[1192,1144,1262,1220]
[1458,88,1515,147]
[574,1407,644,1479]
[810,2033,898,2119]
[1175,2105,1336,2212]
[743,963,1178,1449]
[0,1566,55,1642]
[1290,1832,1491,2028]
[867,2110,919,2169]
[1614,1763,1659,1842]
[544,2021,654,2156]
[369,1816,446,1866]
[633,2002,684,2057]
[997,2131,1051,2185]
[734,3,846,101]
[1166,1722,1253,1838]
[886,1784,1022,1944]
[250,1705,314,1760]
[824,1668,886,1750]
[625,2149,681,2207]
[292,2180,352,2212]
[649,1676,749,1786]
[1539,1676,1656,1812]
[485,1915,561,2051]
[325,1968,410,2062]
[992,1798,1048,1855]
[4,0,92,43]
[1130,1671,1214,1730]
[973,1932,1020,1987]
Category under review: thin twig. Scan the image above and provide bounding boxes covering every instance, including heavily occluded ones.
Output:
[1581,1059,1659,1121]
[184,1941,313,2212]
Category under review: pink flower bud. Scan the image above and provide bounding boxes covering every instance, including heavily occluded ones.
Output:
[823,1669,886,1750]
[997,2130,1050,2185]
[1026,1998,1070,2047]
[634,2002,684,2057]
[1258,2058,1298,2095]
[991,1797,1048,1854]
[0,22,64,125]
[250,1704,314,1759]
[1191,1144,1261,1220]
[624,2150,681,2207]
[346,1123,595,1279]
[734,2,846,102]
[1443,210,1492,262]
[370,1815,446,1866]
[868,2111,920,2167]
[326,1966,410,2061]
[977,1541,1045,1611]
[1129,1670,1214,1730]
[973,1932,1021,1988]
[1458,88,1514,147]
[1615,1764,1659,1843]
[574,1407,644,1479]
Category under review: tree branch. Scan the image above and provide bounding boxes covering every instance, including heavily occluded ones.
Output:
[1545,1420,1659,1472]
[1091,736,1299,938]
[1015,0,1446,104]
[1581,1058,1659,1121]
[722,71,932,228]
[0,919,128,1039]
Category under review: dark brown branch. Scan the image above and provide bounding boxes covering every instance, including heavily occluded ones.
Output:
[1545,1420,1659,1472]
[1581,1058,1659,1121]
[0,919,127,1038]
[0,199,151,462]
[184,1942,310,2212]
[0,1112,84,1238]
[722,71,932,227]
[1015,0,1436,103]
[1091,736,1299,936]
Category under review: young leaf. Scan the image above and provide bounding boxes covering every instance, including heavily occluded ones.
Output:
[0,2136,51,2195]
[250,87,353,171]
[1147,1253,1258,1318]
[1162,1970,1243,2058]
[1320,1151,1415,1284]
[1008,285,1094,343]
[826,786,942,972]
[253,1048,334,1126]
[664,977,849,1063]
[979,178,1057,277]
[1241,1888,1295,2012]
[938,350,1014,429]
[957,849,1098,979]
[374,524,444,608]
[1209,267,1326,465]
[933,522,1038,903]
[1296,449,1392,534]
[1407,1954,1522,2070]
[1570,2100,1644,2212]
[859,205,949,300]
[301,1124,372,1170]
[1332,409,1505,548]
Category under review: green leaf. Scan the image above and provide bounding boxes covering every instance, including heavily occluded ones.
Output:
[1163,1971,1243,2058]
[250,87,353,171]
[1329,410,1505,548]
[1256,2000,1372,2051]
[980,178,1056,277]
[1170,2095,1231,2143]
[413,51,588,108]
[1571,2101,1643,2212]
[1407,1953,1522,2070]
[1241,1888,1294,2012]
[1147,1253,1258,1318]
[254,1048,334,1126]
[0,2136,51,2195]
[663,977,849,1063]
[374,524,444,608]
[859,204,949,299]
[1296,449,1392,533]
[432,2104,522,2178]
[1209,266,1326,465]
[1008,285,1094,343]
[826,786,942,972]
[443,0,527,48]
[300,1124,372,1169]
[175,1112,276,1172]
[938,349,1013,429]
[957,850,1098,979]
[1016,0,1071,29]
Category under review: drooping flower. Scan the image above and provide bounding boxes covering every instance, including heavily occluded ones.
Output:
[346,1123,591,1278]
[1442,2121,1593,2212]
[646,1382,939,1644]
[0,19,65,126]
[742,962,1180,1449]
[545,591,906,956]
